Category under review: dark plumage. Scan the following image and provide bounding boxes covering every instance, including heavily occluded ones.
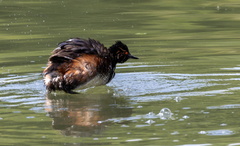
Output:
[43,38,138,93]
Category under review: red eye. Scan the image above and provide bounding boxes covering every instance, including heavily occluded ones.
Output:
[125,52,129,55]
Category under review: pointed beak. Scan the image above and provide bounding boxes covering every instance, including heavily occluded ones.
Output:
[128,54,139,59]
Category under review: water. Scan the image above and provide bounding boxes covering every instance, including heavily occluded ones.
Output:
[1,0,240,145]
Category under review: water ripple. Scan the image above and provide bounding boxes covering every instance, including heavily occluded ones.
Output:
[0,73,45,107]
[199,129,235,136]
[1,71,240,107]
[109,72,240,101]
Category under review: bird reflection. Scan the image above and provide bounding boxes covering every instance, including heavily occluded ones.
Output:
[45,89,132,137]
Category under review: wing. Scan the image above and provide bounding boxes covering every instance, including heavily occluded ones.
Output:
[43,54,100,93]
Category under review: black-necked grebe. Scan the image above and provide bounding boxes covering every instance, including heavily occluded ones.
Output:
[43,38,138,93]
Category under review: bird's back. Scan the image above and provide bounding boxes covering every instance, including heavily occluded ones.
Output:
[51,38,109,60]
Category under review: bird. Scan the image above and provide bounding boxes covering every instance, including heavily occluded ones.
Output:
[43,38,138,94]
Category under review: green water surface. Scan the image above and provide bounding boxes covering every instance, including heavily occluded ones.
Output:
[1,0,240,145]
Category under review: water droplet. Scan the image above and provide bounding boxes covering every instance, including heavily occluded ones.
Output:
[201,110,210,114]
[198,131,207,134]
[154,124,165,126]
[97,121,103,124]
[126,139,143,142]
[182,115,190,119]
[135,32,147,35]
[178,119,184,121]
[220,123,227,126]
[174,96,182,102]
[135,124,150,128]
[145,119,156,125]
[121,124,129,127]
[182,107,191,110]
[171,131,180,135]
[146,112,155,116]
[26,116,35,119]
[158,108,173,120]
[149,137,161,140]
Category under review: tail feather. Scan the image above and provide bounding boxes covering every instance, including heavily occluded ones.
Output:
[43,71,61,92]
[43,65,80,93]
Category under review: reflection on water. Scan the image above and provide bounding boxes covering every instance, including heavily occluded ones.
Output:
[45,93,132,137]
